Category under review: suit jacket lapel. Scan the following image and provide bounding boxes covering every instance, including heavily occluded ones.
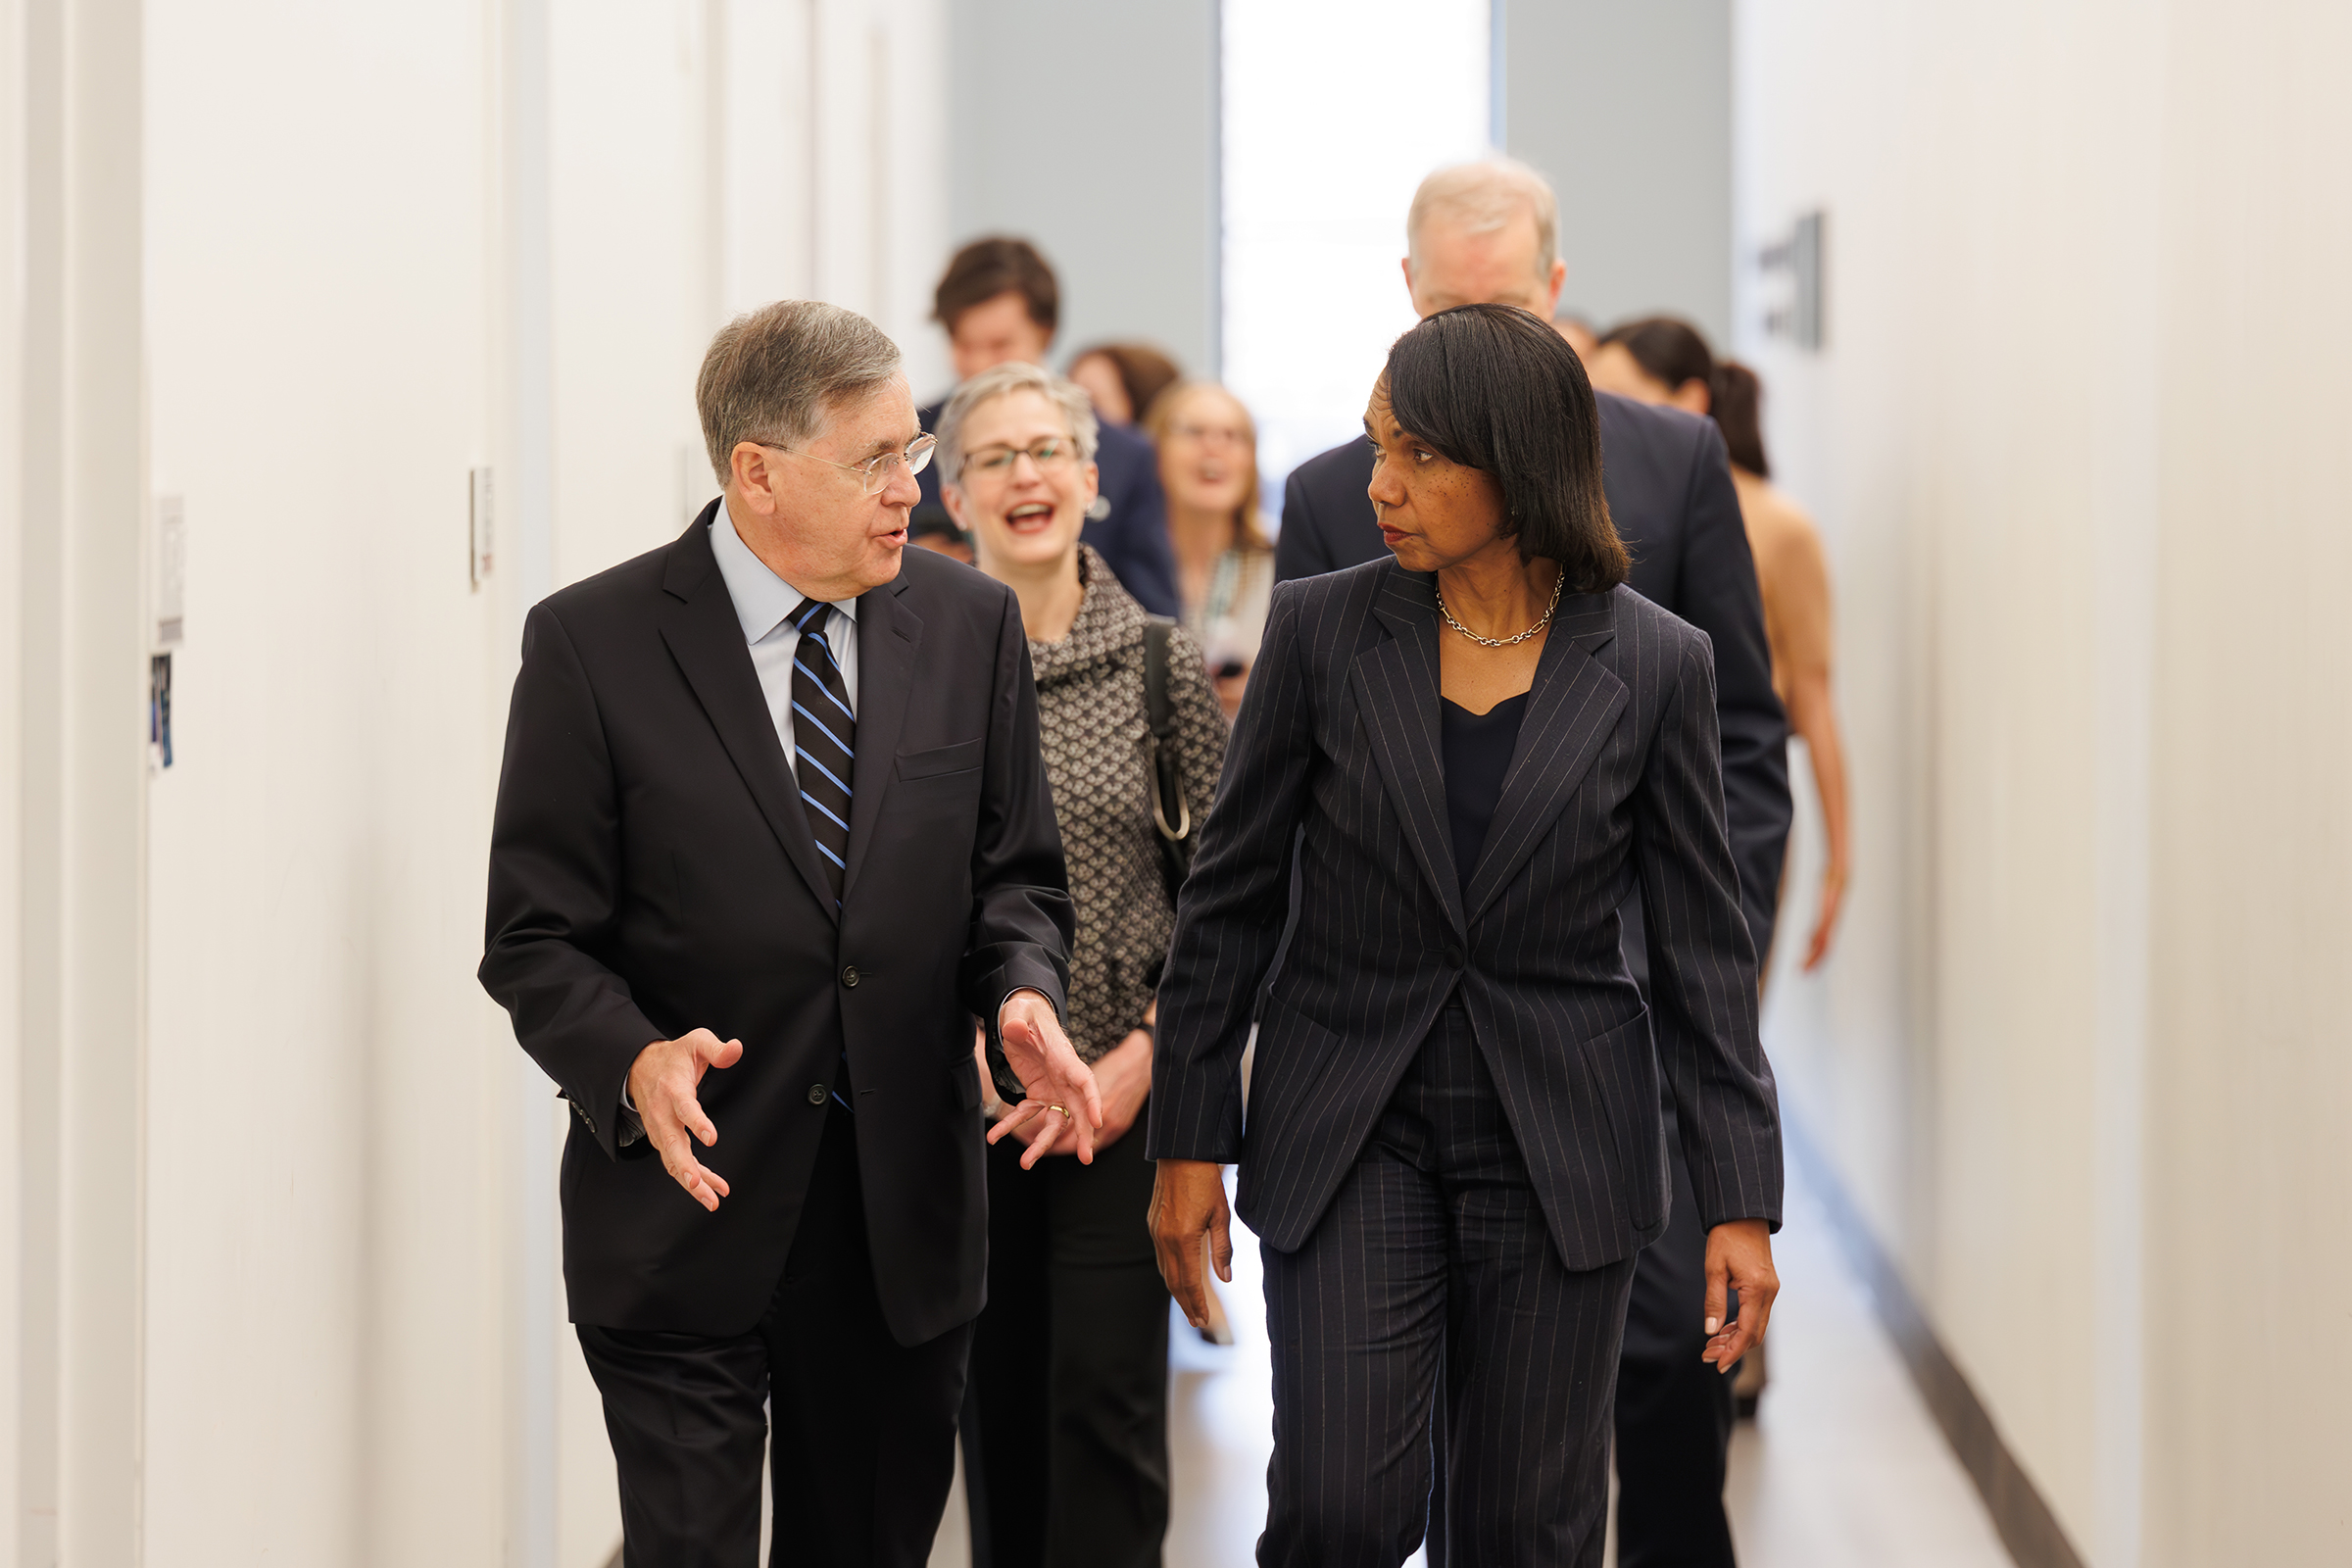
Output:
[842,570,920,904]
[1462,593,1628,922]
[1350,567,1467,938]
[657,516,840,923]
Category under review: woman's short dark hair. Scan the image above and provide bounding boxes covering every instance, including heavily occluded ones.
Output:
[933,236,1059,336]
[1383,304,1629,590]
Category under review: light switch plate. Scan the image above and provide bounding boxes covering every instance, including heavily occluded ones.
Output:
[153,494,185,647]
[469,466,495,588]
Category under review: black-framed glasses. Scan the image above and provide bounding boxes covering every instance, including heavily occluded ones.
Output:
[959,438,1078,481]
[757,433,937,495]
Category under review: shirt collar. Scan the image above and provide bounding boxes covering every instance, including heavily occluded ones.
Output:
[710,501,860,645]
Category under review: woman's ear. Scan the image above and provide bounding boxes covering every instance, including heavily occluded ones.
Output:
[942,482,970,528]
[1082,462,1102,507]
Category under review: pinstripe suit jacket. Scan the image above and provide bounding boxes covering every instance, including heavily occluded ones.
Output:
[1147,560,1783,1270]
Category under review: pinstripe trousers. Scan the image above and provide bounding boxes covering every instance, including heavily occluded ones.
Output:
[1259,1002,1638,1567]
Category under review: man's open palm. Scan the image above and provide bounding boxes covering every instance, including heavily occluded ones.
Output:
[987,991,1104,1166]
[629,1027,743,1211]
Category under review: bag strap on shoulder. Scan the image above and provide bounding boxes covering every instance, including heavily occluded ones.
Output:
[1143,617,1177,741]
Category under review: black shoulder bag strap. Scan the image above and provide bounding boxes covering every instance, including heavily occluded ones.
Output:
[1142,617,1195,894]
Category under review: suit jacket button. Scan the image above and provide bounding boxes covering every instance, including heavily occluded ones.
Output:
[841,965,860,988]
[809,1083,828,1105]
[1442,944,1465,968]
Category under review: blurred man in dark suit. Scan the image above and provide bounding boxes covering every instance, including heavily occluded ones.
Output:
[916,237,1180,616]
[1274,159,1791,1568]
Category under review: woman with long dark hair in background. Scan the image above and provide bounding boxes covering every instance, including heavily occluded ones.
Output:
[1588,317,1852,974]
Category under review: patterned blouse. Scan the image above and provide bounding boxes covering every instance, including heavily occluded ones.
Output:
[1030,547,1229,1063]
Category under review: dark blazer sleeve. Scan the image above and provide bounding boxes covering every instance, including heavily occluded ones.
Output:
[1274,466,1336,583]
[479,605,663,1161]
[1087,434,1181,617]
[1148,583,1314,1162]
[1672,420,1792,961]
[960,585,1077,1024]
[1634,634,1784,1231]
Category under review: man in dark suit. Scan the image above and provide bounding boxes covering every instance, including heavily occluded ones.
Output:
[914,236,1181,616]
[1272,160,1790,1567]
[480,300,1102,1566]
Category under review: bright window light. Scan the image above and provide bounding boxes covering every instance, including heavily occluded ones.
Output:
[1222,0,1493,523]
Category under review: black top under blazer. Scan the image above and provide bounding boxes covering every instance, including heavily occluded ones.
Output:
[1275,394,1791,963]
[1148,561,1783,1270]
[480,506,1074,1344]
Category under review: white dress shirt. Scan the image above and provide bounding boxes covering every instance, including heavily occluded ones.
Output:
[710,503,859,758]
[621,504,1054,1130]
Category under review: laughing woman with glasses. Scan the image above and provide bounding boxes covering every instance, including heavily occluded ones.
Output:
[939,361,1228,1568]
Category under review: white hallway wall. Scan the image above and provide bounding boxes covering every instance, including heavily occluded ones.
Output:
[1737,1,2351,1563]
[8,1,945,1563]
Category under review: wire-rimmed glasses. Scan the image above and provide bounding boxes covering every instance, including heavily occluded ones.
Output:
[756,433,938,495]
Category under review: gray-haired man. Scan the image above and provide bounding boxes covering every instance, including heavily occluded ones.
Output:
[481,300,1100,1564]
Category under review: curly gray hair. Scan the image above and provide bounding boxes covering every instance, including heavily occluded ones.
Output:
[936,361,1101,486]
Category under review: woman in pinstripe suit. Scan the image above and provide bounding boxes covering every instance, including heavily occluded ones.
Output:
[1145,305,1785,1567]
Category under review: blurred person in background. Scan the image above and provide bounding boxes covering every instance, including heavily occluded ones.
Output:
[1069,340,1182,429]
[908,509,974,565]
[1149,306,1781,1567]
[941,362,1227,1568]
[1270,159,1790,1568]
[1588,318,1850,976]
[916,238,1181,617]
[1148,380,1276,715]
[1552,307,1599,363]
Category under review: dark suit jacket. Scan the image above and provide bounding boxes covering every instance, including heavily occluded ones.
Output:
[1274,394,1791,960]
[479,505,1074,1344]
[1148,563,1783,1268]
[919,398,1181,617]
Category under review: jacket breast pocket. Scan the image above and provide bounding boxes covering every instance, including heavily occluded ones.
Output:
[897,736,984,782]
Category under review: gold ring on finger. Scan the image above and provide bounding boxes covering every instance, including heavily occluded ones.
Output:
[1050,1103,1071,1123]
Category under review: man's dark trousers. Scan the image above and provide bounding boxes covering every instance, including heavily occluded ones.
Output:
[578,1105,971,1567]
[1612,1122,1738,1566]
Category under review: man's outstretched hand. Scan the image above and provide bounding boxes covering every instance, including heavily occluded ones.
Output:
[984,989,1103,1167]
[627,1027,743,1212]
[1701,1218,1780,1372]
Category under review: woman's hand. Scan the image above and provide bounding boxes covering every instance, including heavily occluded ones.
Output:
[1150,1158,1234,1329]
[1701,1219,1780,1372]
[1801,858,1847,971]
[1002,1027,1153,1159]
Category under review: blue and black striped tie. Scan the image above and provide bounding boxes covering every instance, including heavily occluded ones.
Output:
[789,598,856,908]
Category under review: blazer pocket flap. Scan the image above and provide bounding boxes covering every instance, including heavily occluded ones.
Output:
[897,736,984,781]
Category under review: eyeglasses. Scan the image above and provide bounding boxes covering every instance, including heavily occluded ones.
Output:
[756,433,937,495]
[959,439,1077,480]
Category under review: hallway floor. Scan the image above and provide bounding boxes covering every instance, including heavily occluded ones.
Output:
[930,1152,2015,1568]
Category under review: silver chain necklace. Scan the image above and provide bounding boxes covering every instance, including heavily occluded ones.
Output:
[1435,569,1565,648]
